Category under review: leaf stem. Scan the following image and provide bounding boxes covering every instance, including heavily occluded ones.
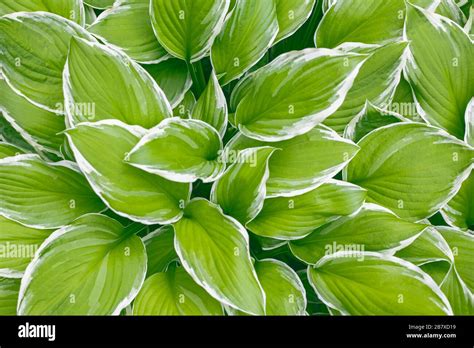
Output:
[123,222,147,238]
[187,60,207,98]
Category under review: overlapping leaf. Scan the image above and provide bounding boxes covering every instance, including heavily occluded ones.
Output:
[66,120,191,224]
[18,214,146,315]
[127,118,225,183]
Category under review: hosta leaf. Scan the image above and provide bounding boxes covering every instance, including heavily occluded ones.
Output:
[66,120,191,225]
[441,171,474,230]
[142,226,177,277]
[437,226,474,292]
[144,59,192,108]
[395,227,454,266]
[18,214,146,315]
[0,142,25,159]
[308,252,453,315]
[247,180,366,240]
[324,41,408,133]
[0,277,20,315]
[211,0,279,85]
[465,98,474,146]
[64,37,172,128]
[0,12,95,111]
[226,125,360,197]
[89,2,169,63]
[127,118,225,183]
[254,259,306,315]
[404,3,474,139]
[436,0,467,26]
[0,216,52,278]
[0,154,105,229]
[0,115,34,153]
[390,77,424,122]
[84,3,97,26]
[211,147,276,224]
[191,71,228,136]
[150,0,230,62]
[84,0,114,9]
[421,260,452,285]
[173,199,265,315]
[133,264,223,315]
[232,49,366,141]
[344,102,406,143]
[345,123,474,221]
[0,0,84,25]
[173,90,196,118]
[0,78,65,156]
[439,266,474,315]
[315,0,435,48]
[290,203,427,264]
[274,0,316,43]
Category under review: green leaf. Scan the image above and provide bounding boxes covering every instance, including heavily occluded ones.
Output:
[173,199,265,315]
[232,49,366,141]
[191,71,228,136]
[0,0,85,26]
[127,118,225,183]
[0,12,95,111]
[0,142,25,159]
[83,3,97,26]
[211,147,276,224]
[324,41,408,133]
[0,115,34,153]
[437,226,474,292]
[307,252,453,315]
[390,77,424,122]
[0,78,65,156]
[142,226,177,277]
[436,0,467,26]
[315,0,435,48]
[395,227,454,266]
[0,154,105,229]
[344,102,406,143]
[345,123,474,221]
[173,90,196,118]
[143,59,192,108]
[84,0,115,9]
[420,260,452,285]
[133,264,223,315]
[0,277,20,315]
[150,0,230,62]
[18,214,147,315]
[211,0,279,85]
[441,171,474,231]
[439,266,474,315]
[89,2,169,63]
[0,216,52,278]
[465,98,474,146]
[274,0,316,43]
[255,259,306,315]
[64,37,172,128]
[226,125,360,197]
[247,180,366,240]
[290,203,427,264]
[404,3,474,139]
[66,120,191,225]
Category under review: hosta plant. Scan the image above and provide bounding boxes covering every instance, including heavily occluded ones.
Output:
[0,0,473,316]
